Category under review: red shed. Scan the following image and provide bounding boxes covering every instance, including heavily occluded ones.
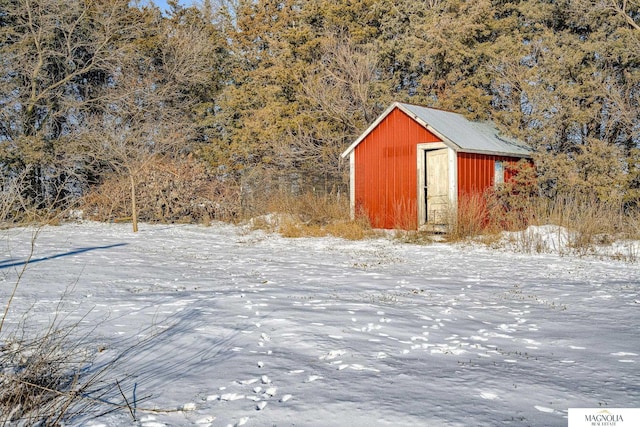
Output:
[341,102,531,230]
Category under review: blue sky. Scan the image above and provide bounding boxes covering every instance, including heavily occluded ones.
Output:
[141,0,193,13]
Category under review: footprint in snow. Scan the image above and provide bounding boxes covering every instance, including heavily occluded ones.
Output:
[139,415,166,427]
[220,393,245,401]
[479,391,498,400]
[320,349,346,360]
[181,402,197,411]
[195,416,216,425]
[347,364,380,373]
[611,352,637,363]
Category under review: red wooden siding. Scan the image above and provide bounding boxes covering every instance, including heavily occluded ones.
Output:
[457,153,523,197]
[354,108,440,229]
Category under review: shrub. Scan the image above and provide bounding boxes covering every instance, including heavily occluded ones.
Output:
[0,324,93,425]
[0,172,27,226]
[0,169,70,228]
[82,156,241,224]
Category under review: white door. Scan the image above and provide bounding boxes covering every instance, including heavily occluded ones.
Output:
[426,148,450,224]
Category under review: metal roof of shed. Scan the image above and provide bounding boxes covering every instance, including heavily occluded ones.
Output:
[341,102,531,158]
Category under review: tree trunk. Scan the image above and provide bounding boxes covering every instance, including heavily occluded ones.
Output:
[130,174,138,233]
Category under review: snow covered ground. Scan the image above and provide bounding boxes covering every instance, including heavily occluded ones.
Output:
[1,222,638,426]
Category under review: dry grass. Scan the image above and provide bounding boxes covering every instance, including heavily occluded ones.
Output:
[0,322,93,425]
[531,193,638,253]
[0,310,180,425]
[441,185,639,259]
[391,200,418,231]
[393,230,439,244]
[325,218,376,240]
[445,191,491,242]
[263,191,350,226]
[0,235,100,425]
[279,219,327,238]
[246,190,375,240]
[447,188,640,258]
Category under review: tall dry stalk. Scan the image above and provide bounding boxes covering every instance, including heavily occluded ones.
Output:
[0,230,39,335]
[445,192,490,241]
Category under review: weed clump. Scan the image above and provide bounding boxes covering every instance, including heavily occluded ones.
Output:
[0,326,94,425]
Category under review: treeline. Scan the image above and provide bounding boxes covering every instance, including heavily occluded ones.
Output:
[1,0,639,225]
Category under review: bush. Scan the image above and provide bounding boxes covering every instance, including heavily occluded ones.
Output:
[0,169,68,228]
[82,157,241,224]
[0,324,93,425]
[0,173,27,226]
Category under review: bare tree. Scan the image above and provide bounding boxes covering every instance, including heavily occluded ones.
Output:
[285,33,385,191]
[79,8,216,232]
[0,0,137,208]
[84,87,194,232]
[303,33,382,129]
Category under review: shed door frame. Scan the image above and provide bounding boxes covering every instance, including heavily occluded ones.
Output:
[417,143,457,227]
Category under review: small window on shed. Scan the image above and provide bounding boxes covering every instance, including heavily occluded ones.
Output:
[494,161,504,186]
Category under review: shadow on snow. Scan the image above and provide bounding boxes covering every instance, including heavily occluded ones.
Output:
[0,243,128,269]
